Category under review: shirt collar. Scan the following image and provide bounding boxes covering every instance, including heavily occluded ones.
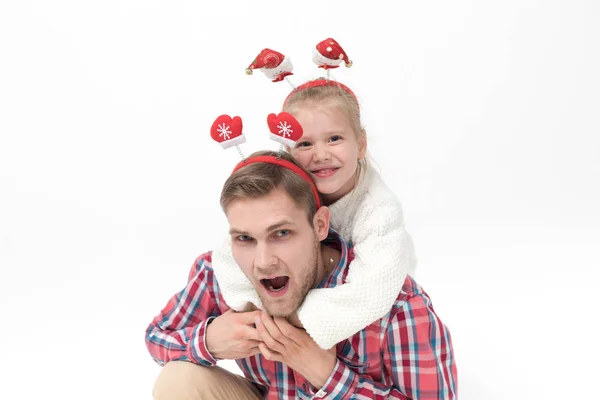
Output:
[316,228,350,289]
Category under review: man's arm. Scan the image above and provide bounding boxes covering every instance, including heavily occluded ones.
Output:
[145,253,221,367]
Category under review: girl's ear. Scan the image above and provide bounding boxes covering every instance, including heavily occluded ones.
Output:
[313,206,330,241]
[358,132,367,159]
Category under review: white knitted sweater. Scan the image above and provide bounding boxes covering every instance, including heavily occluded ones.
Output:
[210,165,417,349]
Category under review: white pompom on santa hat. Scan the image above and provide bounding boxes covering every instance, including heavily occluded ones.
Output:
[312,38,353,70]
[245,48,294,82]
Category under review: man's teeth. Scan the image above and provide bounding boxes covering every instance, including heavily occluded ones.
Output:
[264,278,287,291]
[267,282,285,292]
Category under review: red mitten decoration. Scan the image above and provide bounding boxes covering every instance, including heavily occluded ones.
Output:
[267,112,303,148]
[210,115,246,149]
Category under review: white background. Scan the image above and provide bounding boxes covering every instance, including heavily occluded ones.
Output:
[1,1,599,399]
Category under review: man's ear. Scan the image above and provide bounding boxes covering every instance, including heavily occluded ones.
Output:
[313,206,330,241]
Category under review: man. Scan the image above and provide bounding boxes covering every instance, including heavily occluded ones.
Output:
[145,150,457,399]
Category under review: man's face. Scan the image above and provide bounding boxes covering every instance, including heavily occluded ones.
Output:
[225,187,328,317]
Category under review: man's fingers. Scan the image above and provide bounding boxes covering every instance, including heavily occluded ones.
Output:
[256,315,286,353]
[242,325,262,342]
[258,342,281,362]
[260,312,288,345]
[273,317,303,342]
[248,348,261,358]
[239,310,263,325]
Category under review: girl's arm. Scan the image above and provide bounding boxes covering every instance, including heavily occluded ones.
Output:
[210,236,264,311]
[297,196,415,349]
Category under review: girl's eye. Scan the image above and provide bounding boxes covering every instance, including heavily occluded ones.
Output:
[295,141,312,148]
[237,235,253,242]
[275,230,290,238]
[329,135,343,142]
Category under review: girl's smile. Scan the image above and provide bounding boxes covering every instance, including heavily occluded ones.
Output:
[290,104,366,204]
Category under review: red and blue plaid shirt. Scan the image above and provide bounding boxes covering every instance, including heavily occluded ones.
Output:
[146,231,457,399]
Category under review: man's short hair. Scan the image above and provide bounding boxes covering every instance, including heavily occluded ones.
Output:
[220,150,320,222]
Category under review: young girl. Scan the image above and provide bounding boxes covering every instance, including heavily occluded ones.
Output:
[211,79,417,350]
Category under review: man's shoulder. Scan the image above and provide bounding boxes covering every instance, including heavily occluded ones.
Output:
[188,251,216,280]
[385,276,434,319]
[187,251,230,310]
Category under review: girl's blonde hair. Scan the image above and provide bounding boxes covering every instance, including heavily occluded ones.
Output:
[282,81,368,179]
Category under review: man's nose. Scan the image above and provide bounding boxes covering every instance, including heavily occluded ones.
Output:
[254,242,277,270]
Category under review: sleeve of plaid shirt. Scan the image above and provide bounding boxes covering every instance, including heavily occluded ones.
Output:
[314,293,457,400]
[145,253,220,367]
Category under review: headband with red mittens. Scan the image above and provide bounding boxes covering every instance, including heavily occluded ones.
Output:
[231,155,321,209]
[210,112,321,209]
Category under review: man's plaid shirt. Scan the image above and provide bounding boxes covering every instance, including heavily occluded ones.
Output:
[146,231,457,399]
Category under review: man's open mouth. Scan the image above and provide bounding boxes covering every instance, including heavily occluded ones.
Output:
[260,276,289,292]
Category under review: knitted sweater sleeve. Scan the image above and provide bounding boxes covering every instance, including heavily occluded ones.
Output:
[297,194,412,350]
[210,236,264,312]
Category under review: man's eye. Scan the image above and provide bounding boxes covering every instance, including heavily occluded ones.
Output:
[237,235,253,242]
[275,230,290,238]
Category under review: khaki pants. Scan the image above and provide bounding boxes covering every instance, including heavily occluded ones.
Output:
[153,361,262,400]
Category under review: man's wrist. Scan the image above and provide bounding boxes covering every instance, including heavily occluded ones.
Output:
[304,353,337,391]
[194,317,218,365]
[311,358,359,399]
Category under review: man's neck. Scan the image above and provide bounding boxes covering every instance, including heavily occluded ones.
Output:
[315,243,341,285]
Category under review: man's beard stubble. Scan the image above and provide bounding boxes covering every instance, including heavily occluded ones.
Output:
[260,240,319,318]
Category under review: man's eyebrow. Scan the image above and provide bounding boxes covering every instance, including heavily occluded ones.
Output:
[229,221,297,235]
[266,221,297,232]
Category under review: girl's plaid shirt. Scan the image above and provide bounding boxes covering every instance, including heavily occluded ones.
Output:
[146,232,457,399]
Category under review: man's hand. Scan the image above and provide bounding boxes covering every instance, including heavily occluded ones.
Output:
[256,311,337,389]
[206,309,262,360]
[287,311,304,329]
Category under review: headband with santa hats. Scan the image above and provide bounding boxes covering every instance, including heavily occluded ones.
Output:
[245,48,294,83]
[313,37,353,70]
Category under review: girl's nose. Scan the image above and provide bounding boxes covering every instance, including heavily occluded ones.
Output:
[313,143,331,162]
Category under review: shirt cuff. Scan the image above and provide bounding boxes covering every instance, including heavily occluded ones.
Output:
[311,358,358,400]
[189,317,218,366]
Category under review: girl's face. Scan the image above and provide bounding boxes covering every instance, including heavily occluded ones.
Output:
[290,104,366,204]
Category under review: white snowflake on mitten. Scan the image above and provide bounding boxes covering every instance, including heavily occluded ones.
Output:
[217,123,232,140]
[277,121,293,138]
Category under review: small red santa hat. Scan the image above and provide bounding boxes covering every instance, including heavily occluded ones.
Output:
[314,38,352,69]
[246,49,284,72]
[245,48,294,83]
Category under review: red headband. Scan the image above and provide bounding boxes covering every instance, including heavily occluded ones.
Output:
[283,78,359,108]
[232,155,322,209]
